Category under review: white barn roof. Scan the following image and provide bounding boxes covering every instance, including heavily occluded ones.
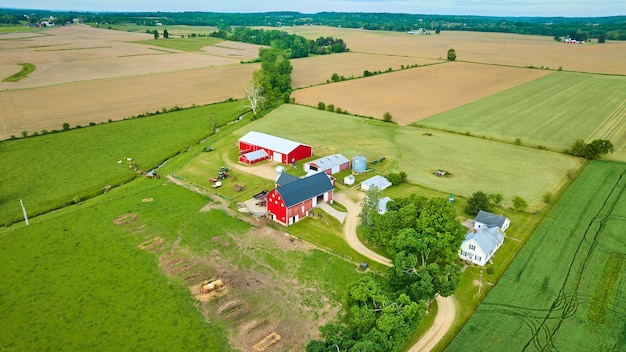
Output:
[239,131,309,155]
[361,175,392,191]
[306,154,349,170]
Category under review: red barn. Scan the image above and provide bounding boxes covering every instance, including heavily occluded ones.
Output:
[267,172,334,226]
[238,131,312,165]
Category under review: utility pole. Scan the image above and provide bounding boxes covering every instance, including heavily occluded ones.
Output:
[19,198,29,226]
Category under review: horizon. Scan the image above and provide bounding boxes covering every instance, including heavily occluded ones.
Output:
[1,0,625,18]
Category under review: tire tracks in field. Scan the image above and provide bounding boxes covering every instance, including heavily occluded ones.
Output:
[477,168,626,351]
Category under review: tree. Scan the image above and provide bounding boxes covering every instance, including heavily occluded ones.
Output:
[488,193,503,208]
[447,48,456,61]
[359,186,380,228]
[62,122,70,130]
[585,139,614,159]
[243,76,266,116]
[163,29,169,39]
[569,138,587,157]
[512,196,528,213]
[388,173,403,185]
[465,191,490,216]
[152,29,159,39]
[317,101,326,110]
[383,112,393,122]
[569,139,614,159]
[542,192,552,204]
[598,32,607,43]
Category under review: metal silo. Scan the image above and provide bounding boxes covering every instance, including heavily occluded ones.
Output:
[352,155,367,173]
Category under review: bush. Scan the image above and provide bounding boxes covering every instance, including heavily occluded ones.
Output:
[383,112,392,122]
[317,101,326,110]
[326,104,335,112]
[62,122,70,130]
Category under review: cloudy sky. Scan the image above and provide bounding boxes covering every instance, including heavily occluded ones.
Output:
[1,0,624,17]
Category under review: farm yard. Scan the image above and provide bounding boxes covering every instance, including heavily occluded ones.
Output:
[447,161,626,351]
[291,62,552,124]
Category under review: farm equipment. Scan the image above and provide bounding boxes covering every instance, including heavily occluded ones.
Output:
[212,181,222,188]
[370,156,386,165]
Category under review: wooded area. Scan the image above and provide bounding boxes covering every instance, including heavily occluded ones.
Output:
[3,8,625,40]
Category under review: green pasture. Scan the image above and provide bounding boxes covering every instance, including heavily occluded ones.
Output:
[0,179,241,351]
[0,159,363,350]
[236,104,580,209]
[135,37,224,52]
[0,101,246,226]
[447,160,626,351]
[418,72,626,161]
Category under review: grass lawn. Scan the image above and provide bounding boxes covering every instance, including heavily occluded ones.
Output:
[236,104,580,209]
[0,101,245,226]
[418,72,626,161]
[446,160,626,351]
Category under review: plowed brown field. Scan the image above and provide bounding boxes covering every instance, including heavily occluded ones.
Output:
[0,24,261,139]
[291,62,552,124]
[281,26,626,75]
[291,52,439,88]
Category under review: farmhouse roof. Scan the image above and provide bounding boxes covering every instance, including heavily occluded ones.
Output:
[307,154,349,170]
[241,149,268,162]
[475,210,509,228]
[378,196,392,214]
[275,172,333,207]
[361,175,392,190]
[464,226,504,255]
[239,131,309,154]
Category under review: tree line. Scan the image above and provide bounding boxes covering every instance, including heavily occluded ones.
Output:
[3,8,625,40]
[210,27,347,58]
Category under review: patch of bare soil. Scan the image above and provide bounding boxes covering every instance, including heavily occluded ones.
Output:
[136,223,336,352]
[141,198,154,202]
[113,213,139,225]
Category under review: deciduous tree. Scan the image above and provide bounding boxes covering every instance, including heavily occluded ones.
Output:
[465,191,490,216]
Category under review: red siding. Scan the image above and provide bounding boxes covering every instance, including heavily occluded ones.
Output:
[266,189,287,225]
[285,144,312,164]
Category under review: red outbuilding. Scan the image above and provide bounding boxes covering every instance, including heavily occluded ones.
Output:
[238,131,312,165]
[267,172,334,226]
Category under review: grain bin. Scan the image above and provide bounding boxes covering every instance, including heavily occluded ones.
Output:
[352,155,367,173]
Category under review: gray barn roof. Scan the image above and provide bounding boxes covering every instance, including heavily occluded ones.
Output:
[464,226,504,255]
[475,210,509,228]
[239,131,309,154]
[276,172,333,207]
[241,149,268,162]
[276,172,300,186]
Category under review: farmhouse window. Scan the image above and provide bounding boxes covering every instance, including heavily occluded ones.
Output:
[475,255,481,261]
[469,244,476,250]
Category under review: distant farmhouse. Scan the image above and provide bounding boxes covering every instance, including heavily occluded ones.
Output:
[459,210,510,266]
[267,172,334,226]
[238,131,312,165]
[361,175,392,191]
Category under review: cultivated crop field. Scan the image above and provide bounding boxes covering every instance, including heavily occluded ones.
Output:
[420,71,626,160]
[292,62,552,124]
[233,104,579,208]
[0,101,245,226]
[447,161,626,351]
[281,26,626,75]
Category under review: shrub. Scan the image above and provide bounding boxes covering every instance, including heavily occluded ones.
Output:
[317,102,326,110]
[326,104,335,112]
[62,122,70,130]
[383,112,393,122]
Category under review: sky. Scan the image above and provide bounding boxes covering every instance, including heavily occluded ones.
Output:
[1,0,624,17]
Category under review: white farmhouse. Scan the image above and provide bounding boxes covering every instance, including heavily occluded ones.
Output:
[459,226,505,266]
